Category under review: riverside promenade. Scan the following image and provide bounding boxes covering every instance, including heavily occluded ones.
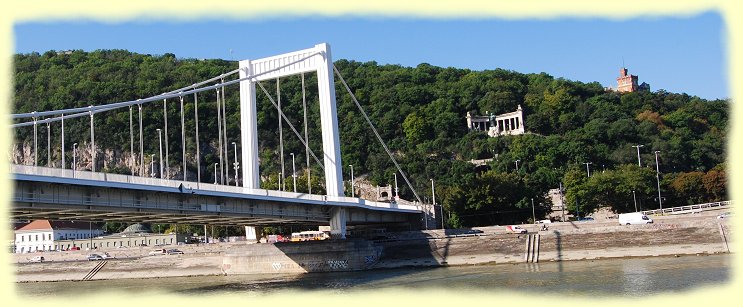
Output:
[14,211,733,282]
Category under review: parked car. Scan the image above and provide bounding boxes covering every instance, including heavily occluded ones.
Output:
[148,249,167,256]
[87,254,104,261]
[166,249,184,255]
[101,252,113,259]
[576,217,594,222]
[618,212,653,225]
[70,246,80,251]
[506,225,527,234]
[29,256,45,263]
[536,219,552,224]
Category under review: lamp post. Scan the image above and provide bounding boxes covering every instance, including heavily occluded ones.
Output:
[559,182,566,222]
[632,190,638,212]
[514,159,520,172]
[290,153,297,193]
[583,162,592,177]
[47,122,51,167]
[432,179,441,229]
[150,154,156,178]
[232,142,239,186]
[72,143,78,172]
[349,164,354,197]
[654,151,663,214]
[61,113,65,169]
[157,128,163,178]
[214,163,218,184]
[33,116,37,167]
[531,198,536,223]
[631,145,644,167]
[394,173,399,200]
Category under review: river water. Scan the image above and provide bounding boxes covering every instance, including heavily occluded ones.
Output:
[16,254,730,297]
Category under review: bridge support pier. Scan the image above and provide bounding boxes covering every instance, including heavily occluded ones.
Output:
[244,226,262,243]
[330,207,347,239]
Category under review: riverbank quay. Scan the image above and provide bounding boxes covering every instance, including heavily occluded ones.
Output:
[14,212,733,282]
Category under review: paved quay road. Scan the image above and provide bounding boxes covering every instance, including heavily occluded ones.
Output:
[16,253,730,297]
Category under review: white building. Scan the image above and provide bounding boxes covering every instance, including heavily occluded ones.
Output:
[466,105,525,137]
[14,220,103,253]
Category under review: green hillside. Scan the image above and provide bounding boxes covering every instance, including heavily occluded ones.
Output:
[12,50,728,227]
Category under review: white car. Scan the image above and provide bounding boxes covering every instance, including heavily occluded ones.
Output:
[87,254,104,261]
[148,249,167,256]
[506,225,527,234]
[29,256,45,263]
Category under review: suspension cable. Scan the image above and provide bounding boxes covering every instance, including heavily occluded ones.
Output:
[10,51,321,122]
[256,81,325,172]
[333,65,423,204]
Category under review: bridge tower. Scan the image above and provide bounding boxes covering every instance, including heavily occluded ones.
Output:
[238,43,347,239]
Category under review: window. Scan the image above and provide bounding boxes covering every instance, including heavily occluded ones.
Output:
[35,234,39,241]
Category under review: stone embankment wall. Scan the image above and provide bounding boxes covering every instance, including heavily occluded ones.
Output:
[374,213,732,268]
[14,213,732,282]
[222,239,383,274]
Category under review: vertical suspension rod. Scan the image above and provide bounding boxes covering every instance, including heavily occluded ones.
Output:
[138,103,144,176]
[90,108,95,172]
[129,106,134,174]
[33,116,37,167]
[195,92,201,183]
[180,95,186,181]
[302,73,310,194]
[277,77,284,191]
[216,88,223,184]
[61,113,65,169]
[222,79,229,186]
[47,122,51,167]
[163,98,169,179]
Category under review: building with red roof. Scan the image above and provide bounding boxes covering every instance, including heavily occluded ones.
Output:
[14,220,103,253]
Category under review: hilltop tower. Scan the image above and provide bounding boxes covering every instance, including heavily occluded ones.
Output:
[616,68,650,93]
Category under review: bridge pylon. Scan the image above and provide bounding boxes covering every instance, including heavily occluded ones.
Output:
[238,43,346,238]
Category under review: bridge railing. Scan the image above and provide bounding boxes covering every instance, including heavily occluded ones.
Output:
[11,164,422,212]
[641,200,732,216]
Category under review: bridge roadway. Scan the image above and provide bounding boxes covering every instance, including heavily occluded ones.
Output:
[10,165,422,227]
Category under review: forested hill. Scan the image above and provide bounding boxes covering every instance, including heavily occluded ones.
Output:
[12,50,728,227]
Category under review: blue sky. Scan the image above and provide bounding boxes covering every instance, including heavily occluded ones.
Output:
[14,12,727,100]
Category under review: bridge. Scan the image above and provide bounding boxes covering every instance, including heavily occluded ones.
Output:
[9,43,436,239]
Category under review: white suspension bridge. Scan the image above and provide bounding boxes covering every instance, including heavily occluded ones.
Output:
[9,43,440,239]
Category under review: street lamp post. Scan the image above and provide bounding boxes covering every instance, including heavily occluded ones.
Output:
[632,145,644,167]
[214,163,218,184]
[632,190,638,212]
[431,179,440,229]
[47,122,51,167]
[559,182,566,222]
[290,153,297,193]
[61,113,65,169]
[157,129,163,178]
[72,143,78,172]
[150,154,156,178]
[654,151,664,214]
[583,162,593,177]
[349,164,354,197]
[33,116,38,167]
[394,173,399,200]
[232,142,239,186]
